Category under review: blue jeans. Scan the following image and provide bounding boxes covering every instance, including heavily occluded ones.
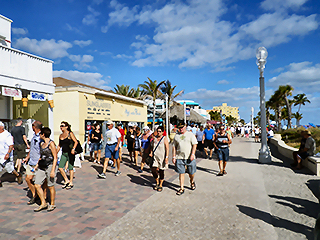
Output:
[105,143,119,159]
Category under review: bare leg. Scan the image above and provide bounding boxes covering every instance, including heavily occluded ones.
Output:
[218,160,223,173]
[119,147,122,163]
[179,174,185,190]
[97,150,101,164]
[204,148,208,157]
[223,161,227,172]
[103,157,109,173]
[209,149,213,158]
[48,186,56,205]
[16,159,22,173]
[35,184,46,206]
[69,169,74,185]
[116,158,120,171]
[58,168,69,184]
[189,173,195,185]
[26,175,36,197]
[134,151,139,166]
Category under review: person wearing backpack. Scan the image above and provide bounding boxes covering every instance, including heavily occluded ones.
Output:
[33,127,58,212]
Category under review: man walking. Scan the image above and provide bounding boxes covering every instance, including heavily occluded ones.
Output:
[23,120,42,204]
[98,120,121,178]
[172,123,197,195]
[213,126,232,176]
[202,123,215,159]
[0,121,23,187]
[11,118,30,173]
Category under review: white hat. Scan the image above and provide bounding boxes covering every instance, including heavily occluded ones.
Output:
[106,120,114,125]
[143,126,149,130]
[0,121,4,127]
[186,126,192,131]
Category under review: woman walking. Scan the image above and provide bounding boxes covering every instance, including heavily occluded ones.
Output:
[133,127,142,166]
[138,126,152,173]
[126,126,135,163]
[91,123,103,164]
[57,121,78,190]
[150,126,169,192]
[34,127,58,212]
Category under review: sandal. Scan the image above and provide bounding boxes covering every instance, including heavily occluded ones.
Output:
[217,172,224,176]
[34,204,48,212]
[190,182,196,190]
[157,186,163,192]
[176,189,184,196]
[153,184,159,190]
[62,182,70,189]
[223,170,227,175]
[66,184,74,190]
[47,204,56,212]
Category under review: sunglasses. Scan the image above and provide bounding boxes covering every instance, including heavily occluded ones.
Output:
[60,125,66,127]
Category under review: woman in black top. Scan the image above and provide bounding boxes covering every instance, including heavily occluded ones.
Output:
[126,126,135,163]
[91,123,103,164]
[134,127,142,166]
[56,121,78,190]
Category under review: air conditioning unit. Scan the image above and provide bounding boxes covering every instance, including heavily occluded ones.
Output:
[0,35,7,46]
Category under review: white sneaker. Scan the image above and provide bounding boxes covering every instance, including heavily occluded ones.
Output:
[115,171,121,176]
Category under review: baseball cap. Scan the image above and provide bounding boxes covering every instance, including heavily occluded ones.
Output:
[143,126,149,130]
[106,120,114,125]
[0,121,4,127]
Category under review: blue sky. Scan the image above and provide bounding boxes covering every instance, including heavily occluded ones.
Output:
[2,0,320,125]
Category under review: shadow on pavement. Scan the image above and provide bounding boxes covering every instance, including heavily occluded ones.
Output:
[237,205,313,239]
[306,179,320,202]
[127,173,153,188]
[269,194,320,219]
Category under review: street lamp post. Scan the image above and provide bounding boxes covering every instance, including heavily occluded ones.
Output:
[256,47,271,163]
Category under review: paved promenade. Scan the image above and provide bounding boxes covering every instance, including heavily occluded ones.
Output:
[0,137,319,239]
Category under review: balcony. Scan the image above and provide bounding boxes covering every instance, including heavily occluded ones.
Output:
[0,44,54,94]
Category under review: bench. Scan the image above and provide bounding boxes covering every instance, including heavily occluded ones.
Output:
[270,134,320,176]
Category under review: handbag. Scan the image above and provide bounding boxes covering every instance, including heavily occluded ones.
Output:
[68,133,83,155]
[145,136,164,167]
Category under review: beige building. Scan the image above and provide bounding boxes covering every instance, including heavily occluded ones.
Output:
[53,77,147,144]
[211,103,240,120]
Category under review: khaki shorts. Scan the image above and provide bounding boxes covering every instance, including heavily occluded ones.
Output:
[34,164,56,187]
[25,164,37,176]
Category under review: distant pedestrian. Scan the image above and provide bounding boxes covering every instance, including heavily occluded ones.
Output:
[0,121,23,187]
[87,124,95,161]
[98,120,121,178]
[23,120,42,204]
[150,126,169,192]
[11,118,30,174]
[172,123,197,195]
[202,123,215,159]
[196,125,205,157]
[116,124,125,163]
[134,127,142,166]
[33,127,58,212]
[254,126,260,143]
[57,121,78,190]
[91,123,103,164]
[213,126,232,176]
[126,126,135,163]
[139,126,152,173]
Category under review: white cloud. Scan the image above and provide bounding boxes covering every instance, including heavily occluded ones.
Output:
[12,28,28,35]
[82,6,101,25]
[14,38,72,59]
[261,0,308,11]
[103,0,318,70]
[267,61,320,93]
[74,40,93,47]
[217,80,231,84]
[113,54,132,59]
[135,35,149,42]
[69,54,94,69]
[53,70,111,90]
[65,24,84,35]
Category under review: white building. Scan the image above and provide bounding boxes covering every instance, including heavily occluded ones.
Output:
[0,14,54,131]
[177,100,210,120]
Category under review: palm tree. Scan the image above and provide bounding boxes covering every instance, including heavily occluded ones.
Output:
[276,85,294,129]
[113,84,133,97]
[139,77,165,130]
[293,93,310,113]
[267,94,285,131]
[209,110,221,121]
[292,112,303,127]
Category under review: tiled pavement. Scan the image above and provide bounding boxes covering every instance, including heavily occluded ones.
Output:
[0,149,183,240]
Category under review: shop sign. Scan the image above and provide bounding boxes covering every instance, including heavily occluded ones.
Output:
[125,108,141,117]
[30,92,46,101]
[2,87,22,98]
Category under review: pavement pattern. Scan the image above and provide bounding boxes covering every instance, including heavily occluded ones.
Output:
[0,137,319,239]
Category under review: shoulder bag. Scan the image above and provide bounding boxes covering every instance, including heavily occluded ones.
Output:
[145,136,164,167]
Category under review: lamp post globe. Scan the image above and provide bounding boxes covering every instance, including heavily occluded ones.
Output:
[256,46,271,163]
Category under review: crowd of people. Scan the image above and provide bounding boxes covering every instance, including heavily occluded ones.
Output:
[3,117,299,213]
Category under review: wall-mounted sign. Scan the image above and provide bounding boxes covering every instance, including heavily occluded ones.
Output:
[2,87,22,98]
[186,108,190,117]
[124,108,141,117]
[30,92,46,101]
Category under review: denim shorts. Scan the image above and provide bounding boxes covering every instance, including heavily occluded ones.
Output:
[105,143,119,159]
[217,147,229,161]
[175,159,196,175]
[92,142,102,151]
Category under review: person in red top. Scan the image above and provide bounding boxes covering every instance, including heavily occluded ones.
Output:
[116,124,125,163]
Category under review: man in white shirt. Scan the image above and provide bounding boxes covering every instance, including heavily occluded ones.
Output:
[0,121,23,187]
[98,120,121,178]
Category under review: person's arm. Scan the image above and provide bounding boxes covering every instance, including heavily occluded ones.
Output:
[4,144,14,160]
[190,144,197,161]
[202,131,205,143]
[227,133,232,145]
[164,137,169,164]
[23,135,30,149]
[49,141,58,178]
[69,132,78,155]
[23,151,30,163]
[172,143,176,165]
[115,136,121,151]
[100,132,104,142]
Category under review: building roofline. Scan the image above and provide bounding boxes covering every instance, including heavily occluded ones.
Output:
[0,14,13,23]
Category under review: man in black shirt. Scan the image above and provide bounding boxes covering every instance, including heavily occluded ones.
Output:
[11,118,30,173]
[291,130,307,167]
